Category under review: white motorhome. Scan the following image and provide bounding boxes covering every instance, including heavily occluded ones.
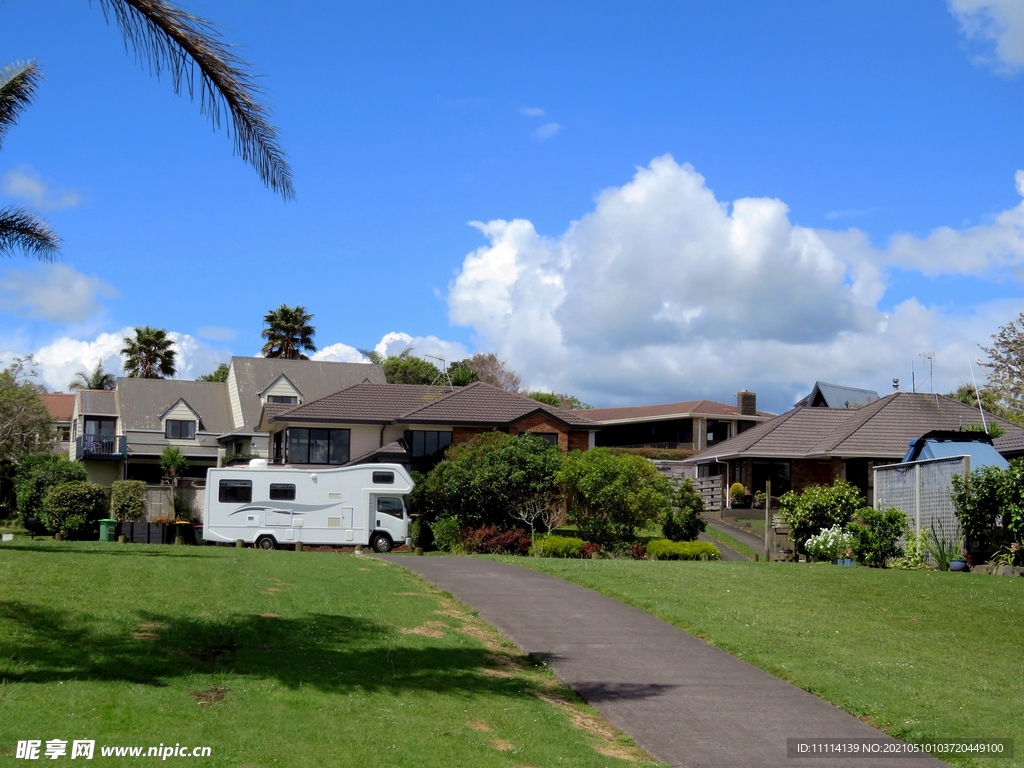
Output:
[203,460,413,552]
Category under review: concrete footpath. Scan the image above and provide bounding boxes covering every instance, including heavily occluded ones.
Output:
[391,556,946,768]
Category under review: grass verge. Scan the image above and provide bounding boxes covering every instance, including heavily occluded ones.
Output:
[0,538,658,767]
[700,525,759,560]
[502,558,1024,768]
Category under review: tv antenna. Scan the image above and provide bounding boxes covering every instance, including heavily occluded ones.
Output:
[919,352,934,393]
[424,354,454,391]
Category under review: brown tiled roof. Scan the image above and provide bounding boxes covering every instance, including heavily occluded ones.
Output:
[687,393,1024,463]
[400,382,599,428]
[995,431,1024,457]
[271,384,453,424]
[582,399,772,423]
[40,393,75,421]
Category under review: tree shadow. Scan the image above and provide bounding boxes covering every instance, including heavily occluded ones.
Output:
[0,542,207,558]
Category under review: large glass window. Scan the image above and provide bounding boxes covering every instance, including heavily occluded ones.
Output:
[219,479,252,503]
[269,483,296,500]
[165,420,196,439]
[377,497,404,518]
[287,428,350,465]
[524,432,558,446]
[406,430,453,458]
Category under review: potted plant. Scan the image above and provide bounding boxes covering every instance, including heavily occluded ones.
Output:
[729,483,749,509]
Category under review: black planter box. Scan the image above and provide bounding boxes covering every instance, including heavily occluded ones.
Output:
[120,522,171,545]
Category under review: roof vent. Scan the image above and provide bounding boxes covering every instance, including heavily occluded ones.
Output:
[737,391,756,417]
[248,458,268,469]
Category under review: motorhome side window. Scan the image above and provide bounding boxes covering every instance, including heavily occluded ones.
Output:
[269,483,296,500]
[219,479,252,503]
[377,497,404,517]
[372,471,394,484]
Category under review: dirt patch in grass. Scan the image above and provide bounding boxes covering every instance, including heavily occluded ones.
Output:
[189,687,228,707]
[467,719,492,732]
[400,620,448,638]
[491,738,515,751]
[259,612,279,618]
[264,587,280,594]
[133,622,167,641]
[534,691,651,763]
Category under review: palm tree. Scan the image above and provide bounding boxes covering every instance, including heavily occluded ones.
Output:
[121,326,177,378]
[69,361,117,391]
[1,2,293,260]
[261,305,316,360]
[0,62,60,260]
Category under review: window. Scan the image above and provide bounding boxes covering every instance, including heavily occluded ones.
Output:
[525,432,558,446]
[267,395,298,405]
[286,427,350,465]
[377,497,404,518]
[219,479,252,503]
[372,471,395,484]
[165,420,196,439]
[269,483,296,500]
[406,430,453,458]
[84,417,116,436]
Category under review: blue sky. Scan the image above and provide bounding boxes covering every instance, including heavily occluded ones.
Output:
[1,0,1023,412]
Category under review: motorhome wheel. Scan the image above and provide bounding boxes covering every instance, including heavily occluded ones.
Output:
[256,535,277,551]
[371,535,393,553]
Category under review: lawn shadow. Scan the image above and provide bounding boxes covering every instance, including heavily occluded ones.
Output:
[0,542,207,558]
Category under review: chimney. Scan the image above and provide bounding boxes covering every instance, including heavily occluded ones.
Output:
[738,391,756,417]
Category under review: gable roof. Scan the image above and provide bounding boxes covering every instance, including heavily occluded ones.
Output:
[78,389,118,416]
[158,397,202,423]
[257,373,303,398]
[267,382,599,430]
[581,399,772,424]
[40,393,75,422]
[795,381,880,409]
[117,378,233,433]
[687,392,1023,463]
[229,357,385,429]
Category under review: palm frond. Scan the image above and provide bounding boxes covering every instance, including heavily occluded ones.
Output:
[97,0,294,199]
[0,61,42,150]
[0,207,60,260]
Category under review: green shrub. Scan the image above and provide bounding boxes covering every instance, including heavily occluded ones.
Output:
[15,454,87,522]
[729,482,746,502]
[847,507,907,567]
[532,534,586,558]
[558,449,671,545]
[779,480,864,553]
[662,478,706,541]
[646,539,721,561]
[604,447,696,461]
[40,481,108,539]
[890,529,931,570]
[430,516,462,553]
[110,480,147,522]
[951,465,1006,555]
[171,495,192,521]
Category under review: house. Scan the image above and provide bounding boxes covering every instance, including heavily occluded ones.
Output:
[794,381,880,409]
[580,392,773,451]
[69,357,386,484]
[258,381,601,470]
[685,391,1024,505]
[39,393,75,456]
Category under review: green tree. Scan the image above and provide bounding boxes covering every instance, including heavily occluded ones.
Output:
[558,448,672,545]
[947,383,1016,427]
[527,391,562,407]
[261,305,316,360]
[0,357,52,464]
[14,453,87,523]
[447,361,479,387]
[778,480,864,553]
[198,363,230,382]
[951,465,1007,556]
[68,361,116,391]
[121,326,176,378]
[980,312,1024,424]
[41,481,108,539]
[662,478,707,542]
[380,350,441,385]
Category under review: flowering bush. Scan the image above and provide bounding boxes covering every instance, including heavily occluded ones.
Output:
[803,525,855,561]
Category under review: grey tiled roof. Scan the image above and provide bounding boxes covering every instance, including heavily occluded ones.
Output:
[78,389,118,416]
[687,393,1023,463]
[117,378,233,433]
[272,384,452,424]
[795,381,881,408]
[582,399,772,423]
[229,357,386,429]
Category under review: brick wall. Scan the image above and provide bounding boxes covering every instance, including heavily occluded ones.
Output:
[566,430,590,453]
[791,459,836,494]
[510,413,568,452]
[452,426,502,445]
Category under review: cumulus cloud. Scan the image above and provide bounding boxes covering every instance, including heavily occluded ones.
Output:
[1,328,229,392]
[520,107,545,117]
[534,122,562,140]
[446,155,1020,411]
[312,342,367,364]
[2,166,82,209]
[313,333,471,367]
[0,263,117,323]
[950,0,1024,71]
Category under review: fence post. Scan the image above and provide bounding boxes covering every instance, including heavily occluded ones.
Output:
[763,479,771,562]
[913,464,921,537]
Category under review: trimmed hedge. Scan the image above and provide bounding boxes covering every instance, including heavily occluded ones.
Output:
[532,534,587,558]
[646,539,721,561]
[604,447,697,461]
[431,517,462,553]
[41,481,108,540]
[111,480,147,522]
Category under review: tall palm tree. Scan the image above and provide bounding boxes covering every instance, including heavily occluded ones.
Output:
[68,361,117,391]
[1,1,293,260]
[261,305,316,360]
[0,62,60,260]
[121,326,177,378]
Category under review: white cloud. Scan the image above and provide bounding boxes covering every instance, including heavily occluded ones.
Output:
[520,107,546,117]
[446,155,1020,411]
[312,342,367,363]
[313,333,471,367]
[0,263,117,323]
[950,0,1024,71]
[534,122,563,140]
[2,166,82,209]
[1,328,229,392]
[196,326,237,341]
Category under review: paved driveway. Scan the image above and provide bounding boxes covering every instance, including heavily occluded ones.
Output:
[390,556,946,768]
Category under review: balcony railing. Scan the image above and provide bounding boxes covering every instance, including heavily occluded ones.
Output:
[76,435,126,461]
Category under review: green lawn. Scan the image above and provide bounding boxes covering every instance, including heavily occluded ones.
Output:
[499,558,1024,768]
[699,525,759,560]
[0,539,654,767]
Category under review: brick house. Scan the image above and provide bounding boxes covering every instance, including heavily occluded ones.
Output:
[258,381,600,470]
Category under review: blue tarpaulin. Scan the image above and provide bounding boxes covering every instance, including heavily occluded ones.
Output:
[902,438,1008,469]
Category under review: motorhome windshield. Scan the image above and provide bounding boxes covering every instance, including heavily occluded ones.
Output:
[377,497,404,517]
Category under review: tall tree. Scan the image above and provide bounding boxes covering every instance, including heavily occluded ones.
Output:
[0,62,60,260]
[261,305,316,360]
[981,312,1024,424]
[453,353,522,392]
[121,326,176,379]
[0,357,52,463]
[380,350,442,385]
[198,363,230,382]
[68,361,117,391]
